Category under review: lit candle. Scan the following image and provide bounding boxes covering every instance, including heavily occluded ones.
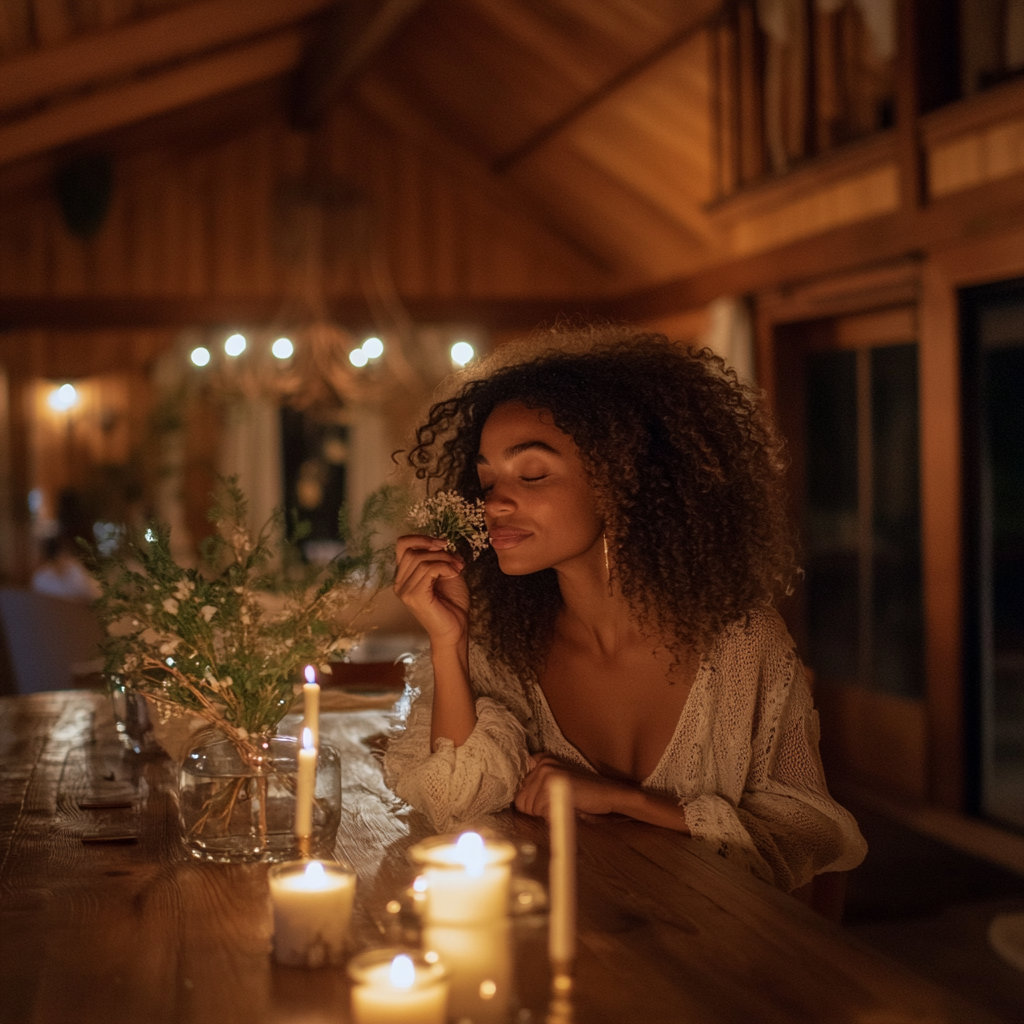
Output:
[408,831,517,926]
[423,921,511,1024]
[302,664,320,750]
[294,727,316,843]
[268,859,356,967]
[349,950,448,1024]
[548,774,576,968]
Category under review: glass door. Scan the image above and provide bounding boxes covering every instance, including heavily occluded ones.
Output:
[962,280,1024,830]
[802,325,924,698]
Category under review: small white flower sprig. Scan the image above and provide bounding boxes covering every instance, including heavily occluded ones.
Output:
[408,490,490,559]
[91,478,401,764]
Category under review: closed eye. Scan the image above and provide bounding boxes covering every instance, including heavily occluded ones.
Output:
[521,475,547,483]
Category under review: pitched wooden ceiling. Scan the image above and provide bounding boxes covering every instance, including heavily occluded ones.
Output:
[0,0,728,291]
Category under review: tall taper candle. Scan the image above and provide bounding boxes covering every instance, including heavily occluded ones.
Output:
[303,664,320,751]
[295,726,317,843]
[547,775,576,967]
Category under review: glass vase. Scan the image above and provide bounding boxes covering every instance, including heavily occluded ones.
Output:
[109,677,161,755]
[178,733,341,863]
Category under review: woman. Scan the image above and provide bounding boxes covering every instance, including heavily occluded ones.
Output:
[385,327,866,892]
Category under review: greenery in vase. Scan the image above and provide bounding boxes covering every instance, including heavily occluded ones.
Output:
[90,478,404,764]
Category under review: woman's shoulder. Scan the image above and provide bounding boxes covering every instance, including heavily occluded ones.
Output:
[705,606,799,693]
[715,606,796,657]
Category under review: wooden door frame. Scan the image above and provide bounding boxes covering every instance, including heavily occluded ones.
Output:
[918,224,1024,810]
[756,226,1024,811]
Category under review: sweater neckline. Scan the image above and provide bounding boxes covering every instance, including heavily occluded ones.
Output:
[531,657,712,789]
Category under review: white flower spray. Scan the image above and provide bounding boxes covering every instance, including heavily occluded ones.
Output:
[408,491,490,559]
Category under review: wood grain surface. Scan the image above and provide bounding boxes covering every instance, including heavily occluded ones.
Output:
[0,691,997,1024]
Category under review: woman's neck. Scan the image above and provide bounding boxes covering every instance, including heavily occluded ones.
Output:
[553,544,644,658]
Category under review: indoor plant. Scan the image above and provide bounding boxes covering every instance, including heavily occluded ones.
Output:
[91,478,401,860]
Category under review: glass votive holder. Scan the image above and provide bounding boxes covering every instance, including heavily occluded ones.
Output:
[268,858,356,967]
[348,948,448,1024]
[423,920,512,1024]
[407,830,517,925]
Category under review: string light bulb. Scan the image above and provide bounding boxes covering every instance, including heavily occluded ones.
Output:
[191,346,211,367]
[47,383,79,411]
[362,336,384,359]
[349,348,369,368]
[225,333,246,357]
[451,341,475,367]
[271,337,294,359]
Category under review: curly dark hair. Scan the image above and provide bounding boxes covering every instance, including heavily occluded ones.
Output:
[405,325,796,682]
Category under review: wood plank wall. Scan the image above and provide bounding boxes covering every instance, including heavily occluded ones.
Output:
[0,99,610,309]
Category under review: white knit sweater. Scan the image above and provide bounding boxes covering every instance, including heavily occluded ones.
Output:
[383,609,867,891]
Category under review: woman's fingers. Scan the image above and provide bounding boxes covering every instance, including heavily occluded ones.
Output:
[396,534,449,560]
[394,548,464,592]
[514,758,564,817]
[394,555,461,594]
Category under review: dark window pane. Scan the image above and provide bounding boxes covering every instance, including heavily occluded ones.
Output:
[871,344,923,697]
[806,553,860,681]
[806,351,858,522]
[804,350,860,682]
[983,340,1024,827]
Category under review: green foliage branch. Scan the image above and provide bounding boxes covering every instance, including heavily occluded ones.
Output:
[89,478,404,766]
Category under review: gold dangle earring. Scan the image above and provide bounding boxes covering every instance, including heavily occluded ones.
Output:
[602,531,611,585]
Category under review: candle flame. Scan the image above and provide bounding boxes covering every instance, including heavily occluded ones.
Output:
[304,664,316,685]
[302,727,314,750]
[455,831,486,878]
[304,860,325,884]
[390,954,415,989]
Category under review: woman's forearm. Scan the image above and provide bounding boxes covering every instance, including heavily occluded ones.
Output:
[614,787,690,833]
[429,641,477,750]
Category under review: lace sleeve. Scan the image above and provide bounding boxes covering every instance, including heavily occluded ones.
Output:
[382,648,533,832]
[683,613,868,892]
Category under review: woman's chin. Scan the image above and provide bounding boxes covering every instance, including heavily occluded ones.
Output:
[495,551,546,576]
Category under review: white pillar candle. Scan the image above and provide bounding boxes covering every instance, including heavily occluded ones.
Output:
[294,727,316,840]
[423,921,512,1024]
[408,831,517,925]
[548,774,576,967]
[349,950,448,1024]
[302,664,320,751]
[268,859,356,967]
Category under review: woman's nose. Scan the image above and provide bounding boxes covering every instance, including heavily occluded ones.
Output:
[483,484,516,516]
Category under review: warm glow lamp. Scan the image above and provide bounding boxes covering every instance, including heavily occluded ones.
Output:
[47,383,79,412]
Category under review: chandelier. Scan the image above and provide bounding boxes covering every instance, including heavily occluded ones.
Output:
[182,178,478,410]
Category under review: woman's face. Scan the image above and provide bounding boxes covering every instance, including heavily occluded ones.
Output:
[476,402,603,576]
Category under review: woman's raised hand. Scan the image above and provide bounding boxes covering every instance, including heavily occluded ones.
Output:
[394,535,470,648]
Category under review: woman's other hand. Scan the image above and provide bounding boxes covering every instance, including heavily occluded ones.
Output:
[394,535,469,647]
[515,753,690,832]
[515,754,631,818]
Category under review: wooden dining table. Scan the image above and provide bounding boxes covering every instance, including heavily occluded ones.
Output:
[0,690,998,1024]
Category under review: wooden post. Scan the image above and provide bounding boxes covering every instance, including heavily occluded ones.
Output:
[894,0,925,209]
[737,0,765,185]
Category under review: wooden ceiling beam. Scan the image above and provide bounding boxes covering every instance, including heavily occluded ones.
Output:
[491,0,722,174]
[289,0,425,130]
[0,30,302,166]
[0,0,331,114]
[0,293,602,331]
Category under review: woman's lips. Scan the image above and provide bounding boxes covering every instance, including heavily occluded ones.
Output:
[488,527,532,550]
